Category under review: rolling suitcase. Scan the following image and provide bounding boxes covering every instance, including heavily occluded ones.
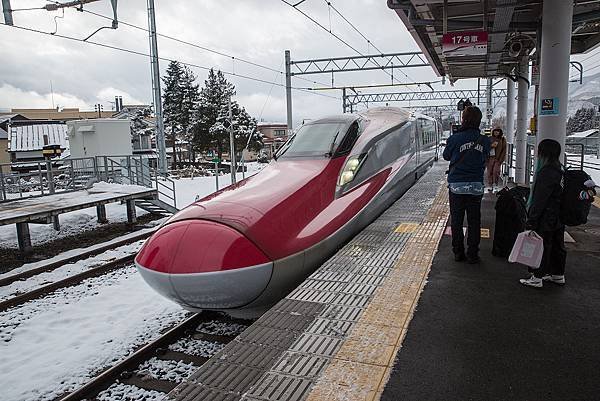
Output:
[492,186,529,258]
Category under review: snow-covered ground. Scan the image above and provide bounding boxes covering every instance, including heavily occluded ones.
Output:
[0,221,164,280]
[173,162,265,208]
[0,240,145,302]
[0,265,189,401]
[584,155,600,184]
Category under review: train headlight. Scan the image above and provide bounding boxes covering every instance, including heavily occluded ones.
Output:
[346,158,360,171]
[339,171,355,186]
[338,155,363,187]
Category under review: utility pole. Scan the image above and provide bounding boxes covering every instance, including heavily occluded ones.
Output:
[228,97,237,185]
[147,0,167,175]
[486,78,493,129]
[2,0,13,25]
[285,50,293,134]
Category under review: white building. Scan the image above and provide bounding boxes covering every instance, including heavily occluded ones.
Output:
[67,118,132,158]
[8,122,68,163]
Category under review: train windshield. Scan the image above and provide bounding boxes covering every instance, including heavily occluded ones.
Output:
[277,122,350,158]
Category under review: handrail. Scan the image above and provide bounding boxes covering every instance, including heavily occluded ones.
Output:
[0,155,177,208]
[101,155,177,209]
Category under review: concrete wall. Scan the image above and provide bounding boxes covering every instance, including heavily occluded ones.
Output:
[67,119,132,158]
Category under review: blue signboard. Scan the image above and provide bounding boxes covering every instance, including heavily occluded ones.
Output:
[540,97,560,115]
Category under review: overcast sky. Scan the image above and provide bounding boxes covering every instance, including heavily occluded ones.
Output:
[0,0,546,125]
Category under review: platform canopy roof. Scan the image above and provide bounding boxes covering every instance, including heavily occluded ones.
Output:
[388,0,600,80]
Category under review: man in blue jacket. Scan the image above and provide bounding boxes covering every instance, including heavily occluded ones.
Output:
[443,106,491,263]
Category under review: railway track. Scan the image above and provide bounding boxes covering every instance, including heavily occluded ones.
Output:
[56,311,253,401]
[0,228,155,288]
[0,254,136,312]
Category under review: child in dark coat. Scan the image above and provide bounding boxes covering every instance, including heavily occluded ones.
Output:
[520,139,566,288]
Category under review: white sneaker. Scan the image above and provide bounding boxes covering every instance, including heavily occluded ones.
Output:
[542,275,566,285]
[520,275,543,288]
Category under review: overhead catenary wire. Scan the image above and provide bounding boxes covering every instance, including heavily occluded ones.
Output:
[0,22,339,100]
[280,0,421,91]
[44,1,331,88]
[323,0,420,87]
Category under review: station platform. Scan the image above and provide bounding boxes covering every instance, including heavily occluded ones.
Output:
[0,184,156,252]
[167,162,600,401]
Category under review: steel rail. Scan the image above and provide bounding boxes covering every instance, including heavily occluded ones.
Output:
[57,313,206,401]
[0,254,135,312]
[0,229,154,287]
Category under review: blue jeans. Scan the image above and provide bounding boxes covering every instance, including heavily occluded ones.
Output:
[449,191,483,258]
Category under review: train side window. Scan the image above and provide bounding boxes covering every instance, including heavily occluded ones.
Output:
[348,122,412,189]
[419,118,435,145]
[335,121,360,156]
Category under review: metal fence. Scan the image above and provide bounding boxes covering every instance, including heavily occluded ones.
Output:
[566,137,600,157]
[0,155,176,209]
[504,141,592,185]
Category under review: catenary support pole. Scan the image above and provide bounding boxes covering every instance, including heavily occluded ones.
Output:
[342,87,347,113]
[506,77,516,144]
[229,98,237,185]
[2,0,13,25]
[285,50,293,134]
[505,77,516,180]
[515,56,530,185]
[537,0,574,155]
[486,78,493,129]
[147,0,167,175]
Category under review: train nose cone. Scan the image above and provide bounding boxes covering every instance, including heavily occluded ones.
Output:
[135,220,273,309]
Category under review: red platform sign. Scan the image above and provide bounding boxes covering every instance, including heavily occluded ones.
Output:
[442,31,488,56]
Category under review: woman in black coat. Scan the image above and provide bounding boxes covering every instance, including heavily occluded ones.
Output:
[520,139,566,288]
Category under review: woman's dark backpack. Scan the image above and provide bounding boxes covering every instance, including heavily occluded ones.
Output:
[560,169,596,226]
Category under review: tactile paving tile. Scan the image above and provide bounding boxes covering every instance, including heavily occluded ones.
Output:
[242,372,314,401]
[270,351,330,379]
[169,382,241,401]
[216,341,283,370]
[270,299,324,318]
[187,361,264,393]
[289,333,344,357]
[329,292,372,308]
[253,311,315,332]
[320,304,364,322]
[236,325,301,348]
[298,279,348,292]
[309,270,354,282]
[287,288,339,304]
[350,274,385,286]
[305,317,355,338]
[343,282,378,296]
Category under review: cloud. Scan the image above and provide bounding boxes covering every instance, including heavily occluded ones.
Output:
[0,0,454,122]
[0,83,90,109]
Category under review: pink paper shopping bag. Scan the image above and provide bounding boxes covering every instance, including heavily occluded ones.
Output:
[508,230,544,268]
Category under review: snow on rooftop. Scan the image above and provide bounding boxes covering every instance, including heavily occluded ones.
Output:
[568,129,599,138]
[9,123,68,152]
[257,121,287,127]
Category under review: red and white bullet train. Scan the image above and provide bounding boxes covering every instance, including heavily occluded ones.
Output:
[135,107,440,311]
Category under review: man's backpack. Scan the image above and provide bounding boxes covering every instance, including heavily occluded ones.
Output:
[560,169,596,226]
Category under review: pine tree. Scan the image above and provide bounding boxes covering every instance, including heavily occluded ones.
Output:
[192,69,235,160]
[235,105,262,153]
[567,107,597,134]
[162,61,184,168]
[180,66,200,163]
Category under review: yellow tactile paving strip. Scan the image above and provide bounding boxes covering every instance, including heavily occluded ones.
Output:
[305,184,450,401]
